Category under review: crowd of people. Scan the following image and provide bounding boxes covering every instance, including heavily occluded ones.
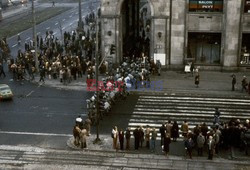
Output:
[0,11,101,84]
[110,109,250,160]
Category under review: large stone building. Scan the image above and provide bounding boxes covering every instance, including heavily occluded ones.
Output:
[100,0,250,71]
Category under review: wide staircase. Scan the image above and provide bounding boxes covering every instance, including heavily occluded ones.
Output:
[127,94,250,137]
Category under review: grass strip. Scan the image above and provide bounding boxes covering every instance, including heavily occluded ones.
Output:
[0,7,71,39]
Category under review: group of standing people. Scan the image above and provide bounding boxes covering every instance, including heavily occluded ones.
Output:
[73,116,91,149]
[110,114,250,160]
[232,75,250,95]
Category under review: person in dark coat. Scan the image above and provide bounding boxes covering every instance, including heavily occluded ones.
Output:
[190,62,194,77]
[185,137,194,159]
[231,74,236,91]
[133,127,140,150]
[241,76,248,92]
[195,73,200,88]
[139,126,144,147]
[171,121,179,142]
[163,133,171,156]
[125,128,131,150]
[160,123,166,145]
[0,62,6,78]
[119,129,124,150]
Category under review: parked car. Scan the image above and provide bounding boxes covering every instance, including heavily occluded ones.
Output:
[0,84,13,100]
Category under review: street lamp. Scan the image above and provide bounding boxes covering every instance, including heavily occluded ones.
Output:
[94,17,101,144]
[32,0,39,72]
[78,0,83,33]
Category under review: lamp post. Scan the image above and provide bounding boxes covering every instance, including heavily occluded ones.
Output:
[94,17,101,144]
[32,0,38,72]
[78,0,83,33]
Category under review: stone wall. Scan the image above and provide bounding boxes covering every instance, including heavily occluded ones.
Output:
[223,0,242,67]
[170,0,186,65]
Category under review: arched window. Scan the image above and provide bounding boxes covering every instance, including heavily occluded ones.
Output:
[189,0,223,12]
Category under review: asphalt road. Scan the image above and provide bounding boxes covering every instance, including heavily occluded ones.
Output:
[0,0,99,150]
[6,0,100,57]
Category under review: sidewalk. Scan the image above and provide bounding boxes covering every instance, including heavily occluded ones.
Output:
[34,70,250,97]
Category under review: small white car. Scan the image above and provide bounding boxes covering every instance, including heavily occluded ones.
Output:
[0,84,13,100]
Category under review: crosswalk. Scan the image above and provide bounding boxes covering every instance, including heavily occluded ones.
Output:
[127,94,250,136]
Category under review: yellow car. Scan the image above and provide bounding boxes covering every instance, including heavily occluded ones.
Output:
[0,84,13,100]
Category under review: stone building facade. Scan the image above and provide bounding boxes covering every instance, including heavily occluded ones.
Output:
[100,0,250,71]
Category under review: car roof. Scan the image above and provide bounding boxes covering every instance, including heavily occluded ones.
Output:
[0,84,10,88]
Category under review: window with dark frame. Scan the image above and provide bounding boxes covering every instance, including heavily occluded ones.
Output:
[245,0,250,13]
[189,0,223,12]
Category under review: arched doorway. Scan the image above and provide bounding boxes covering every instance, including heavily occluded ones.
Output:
[120,0,152,60]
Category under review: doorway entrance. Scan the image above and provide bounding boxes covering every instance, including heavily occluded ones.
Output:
[120,0,151,60]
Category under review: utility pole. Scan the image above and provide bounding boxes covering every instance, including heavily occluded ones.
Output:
[32,0,38,72]
[78,0,83,33]
[94,17,101,143]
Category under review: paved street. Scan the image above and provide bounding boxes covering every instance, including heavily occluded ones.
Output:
[1,1,250,169]
[2,0,99,57]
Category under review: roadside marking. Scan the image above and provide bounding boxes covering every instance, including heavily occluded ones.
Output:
[62,27,65,30]
[69,15,72,18]
[46,27,50,30]
[12,44,17,48]
[25,37,30,41]
[0,131,72,137]
[75,12,78,15]
[53,32,57,35]
[26,90,34,97]
[55,22,58,25]
[37,32,41,35]
[62,19,66,21]
[69,23,73,26]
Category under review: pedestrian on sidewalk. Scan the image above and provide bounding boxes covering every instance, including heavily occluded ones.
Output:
[112,126,118,150]
[118,129,124,150]
[0,62,6,78]
[73,125,81,146]
[195,73,200,88]
[52,1,55,7]
[207,135,215,160]
[231,74,236,91]
[133,126,140,150]
[184,136,194,159]
[139,126,144,148]
[156,60,161,76]
[181,120,189,139]
[160,123,166,145]
[151,127,157,152]
[163,132,171,156]
[190,62,194,77]
[39,66,45,83]
[125,128,131,150]
[197,133,205,156]
[241,76,248,92]
[171,121,179,142]
[80,128,87,149]
[145,125,150,149]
